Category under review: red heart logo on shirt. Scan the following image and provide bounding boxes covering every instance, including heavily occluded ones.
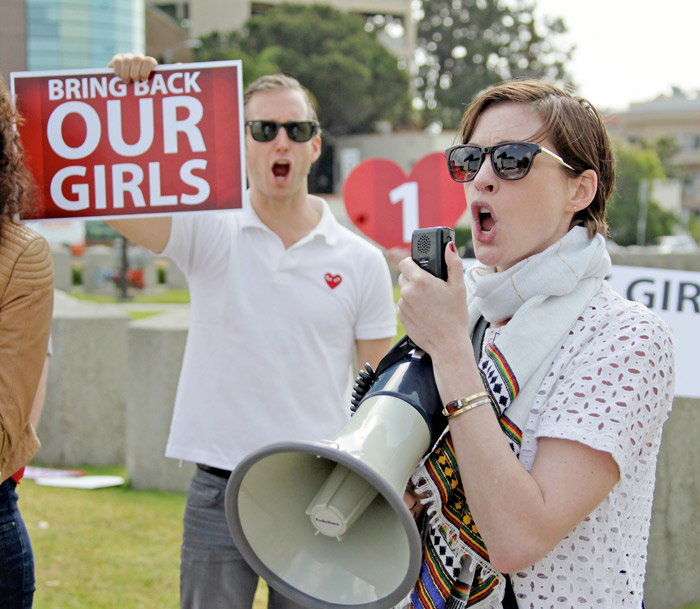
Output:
[325,273,342,289]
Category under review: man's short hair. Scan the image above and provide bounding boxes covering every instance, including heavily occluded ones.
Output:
[243,74,319,126]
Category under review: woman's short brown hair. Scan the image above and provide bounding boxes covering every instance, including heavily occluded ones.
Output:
[0,75,34,236]
[457,78,614,237]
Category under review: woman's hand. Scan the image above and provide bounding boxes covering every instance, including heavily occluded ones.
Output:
[403,489,426,521]
[108,53,158,83]
[397,242,470,358]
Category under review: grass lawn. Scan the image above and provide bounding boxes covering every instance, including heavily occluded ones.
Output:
[69,288,191,305]
[68,288,192,322]
[20,465,269,609]
[20,463,700,609]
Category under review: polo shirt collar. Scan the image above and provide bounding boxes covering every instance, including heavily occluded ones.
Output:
[239,190,339,246]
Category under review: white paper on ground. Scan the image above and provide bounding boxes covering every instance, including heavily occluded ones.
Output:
[34,475,125,489]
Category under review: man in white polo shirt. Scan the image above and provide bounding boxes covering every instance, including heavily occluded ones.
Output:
[107,54,396,609]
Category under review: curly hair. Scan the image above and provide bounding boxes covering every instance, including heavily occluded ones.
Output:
[0,75,35,239]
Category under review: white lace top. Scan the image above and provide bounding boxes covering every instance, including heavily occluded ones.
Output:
[486,282,674,608]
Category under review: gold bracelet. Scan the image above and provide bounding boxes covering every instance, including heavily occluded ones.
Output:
[442,391,489,418]
[445,397,491,420]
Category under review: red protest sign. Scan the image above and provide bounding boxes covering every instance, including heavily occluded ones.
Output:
[342,153,466,249]
[11,62,245,220]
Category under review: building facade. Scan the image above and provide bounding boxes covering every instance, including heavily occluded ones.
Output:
[615,88,700,217]
[0,0,145,79]
[147,0,415,72]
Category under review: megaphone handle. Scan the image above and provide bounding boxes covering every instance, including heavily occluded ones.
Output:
[350,363,376,413]
[374,335,417,377]
[351,335,420,414]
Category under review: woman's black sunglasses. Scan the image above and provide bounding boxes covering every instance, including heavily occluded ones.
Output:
[245,120,319,143]
[445,141,576,182]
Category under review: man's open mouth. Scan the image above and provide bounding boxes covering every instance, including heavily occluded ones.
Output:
[273,161,290,178]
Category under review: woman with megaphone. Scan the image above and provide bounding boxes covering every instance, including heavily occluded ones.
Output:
[395,79,674,609]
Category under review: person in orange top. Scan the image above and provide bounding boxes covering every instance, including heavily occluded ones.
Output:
[0,74,54,608]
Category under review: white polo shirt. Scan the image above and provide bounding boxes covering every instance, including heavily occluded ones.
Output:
[161,195,397,470]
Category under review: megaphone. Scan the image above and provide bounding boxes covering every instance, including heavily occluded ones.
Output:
[224,339,446,609]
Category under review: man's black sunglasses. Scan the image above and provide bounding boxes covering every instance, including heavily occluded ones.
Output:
[245,120,319,143]
[445,141,576,182]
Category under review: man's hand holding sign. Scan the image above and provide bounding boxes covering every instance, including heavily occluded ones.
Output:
[10,60,245,229]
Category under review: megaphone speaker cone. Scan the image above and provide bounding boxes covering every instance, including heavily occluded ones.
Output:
[225,394,430,609]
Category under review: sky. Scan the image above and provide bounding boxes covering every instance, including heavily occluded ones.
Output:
[532,0,700,112]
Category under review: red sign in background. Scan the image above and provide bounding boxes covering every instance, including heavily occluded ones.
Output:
[11,62,244,220]
[342,152,467,249]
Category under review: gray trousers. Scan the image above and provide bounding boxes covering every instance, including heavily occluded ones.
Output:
[181,467,307,609]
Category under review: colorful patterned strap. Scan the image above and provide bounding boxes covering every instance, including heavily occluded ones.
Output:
[410,406,521,609]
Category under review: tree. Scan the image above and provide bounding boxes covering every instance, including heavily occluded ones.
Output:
[195,4,412,136]
[414,0,573,128]
[650,136,681,179]
[607,142,678,246]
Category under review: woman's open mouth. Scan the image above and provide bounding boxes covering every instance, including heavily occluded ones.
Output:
[478,206,495,234]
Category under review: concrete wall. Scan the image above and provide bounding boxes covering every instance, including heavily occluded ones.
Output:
[125,309,195,491]
[81,244,117,293]
[163,258,189,290]
[645,397,700,609]
[50,244,73,292]
[76,243,161,295]
[611,249,700,273]
[0,0,27,80]
[34,290,130,466]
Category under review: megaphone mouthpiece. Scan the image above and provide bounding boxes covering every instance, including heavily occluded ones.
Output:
[306,463,378,540]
